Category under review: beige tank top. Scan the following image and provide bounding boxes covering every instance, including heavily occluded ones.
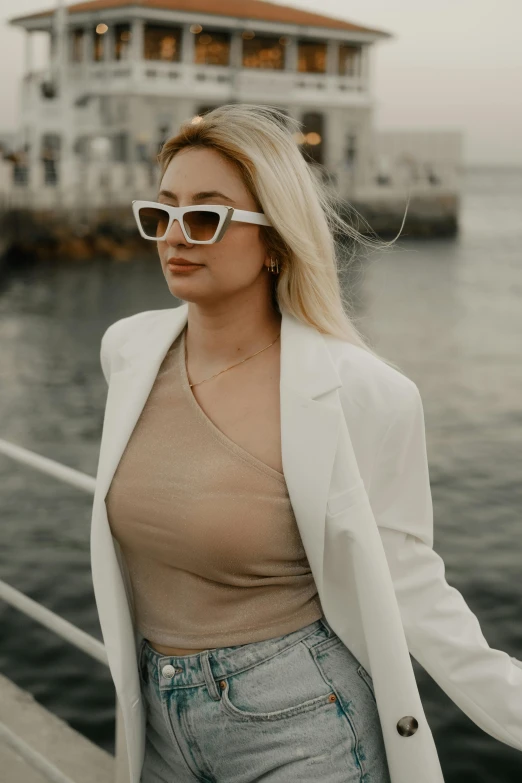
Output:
[105,326,323,649]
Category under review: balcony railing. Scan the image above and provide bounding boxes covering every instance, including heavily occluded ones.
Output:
[31,61,367,102]
[0,437,127,783]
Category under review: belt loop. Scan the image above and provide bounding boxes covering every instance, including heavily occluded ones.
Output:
[321,617,333,637]
[200,650,221,701]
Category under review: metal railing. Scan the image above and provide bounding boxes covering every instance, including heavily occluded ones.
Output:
[0,438,127,783]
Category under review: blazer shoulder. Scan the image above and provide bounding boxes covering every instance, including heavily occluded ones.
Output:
[323,334,420,426]
[100,308,172,383]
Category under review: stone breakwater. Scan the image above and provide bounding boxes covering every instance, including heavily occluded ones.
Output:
[1,206,156,264]
[0,196,458,265]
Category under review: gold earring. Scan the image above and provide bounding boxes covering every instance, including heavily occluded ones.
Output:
[268,256,280,274]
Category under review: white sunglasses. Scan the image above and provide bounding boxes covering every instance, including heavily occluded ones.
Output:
[132,200,272,244]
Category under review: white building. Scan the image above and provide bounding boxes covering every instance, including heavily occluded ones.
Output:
[5,0,461,213]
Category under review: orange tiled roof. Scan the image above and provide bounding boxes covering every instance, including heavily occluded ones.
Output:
[9,0,391,37]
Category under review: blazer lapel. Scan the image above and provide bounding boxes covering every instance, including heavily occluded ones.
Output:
[278,313,344,596]
[94,306,190,506]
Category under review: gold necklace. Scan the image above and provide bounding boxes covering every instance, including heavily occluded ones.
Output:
[185,330,281,388]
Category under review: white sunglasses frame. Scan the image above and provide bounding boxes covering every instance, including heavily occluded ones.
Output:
[132,200,272,244]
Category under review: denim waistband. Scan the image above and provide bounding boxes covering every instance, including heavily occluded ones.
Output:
[139,616,335,692]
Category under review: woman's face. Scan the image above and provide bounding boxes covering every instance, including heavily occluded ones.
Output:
[156,146,272,307]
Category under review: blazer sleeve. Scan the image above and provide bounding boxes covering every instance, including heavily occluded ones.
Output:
[369,381,522,751]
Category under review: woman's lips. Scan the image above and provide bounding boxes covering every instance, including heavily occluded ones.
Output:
[167,261,204,272]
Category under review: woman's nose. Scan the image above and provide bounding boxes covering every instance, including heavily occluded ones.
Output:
[165,218,191,245]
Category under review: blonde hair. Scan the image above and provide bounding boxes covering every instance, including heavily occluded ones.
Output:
[157,103,407,371]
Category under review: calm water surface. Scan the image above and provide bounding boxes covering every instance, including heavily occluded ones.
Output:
[1,166,521,781]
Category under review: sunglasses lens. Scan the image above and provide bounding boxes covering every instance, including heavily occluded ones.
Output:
[183,210,220,241]
[137,206,170,238]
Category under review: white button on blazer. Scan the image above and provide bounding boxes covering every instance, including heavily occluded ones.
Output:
[90,301,522,783]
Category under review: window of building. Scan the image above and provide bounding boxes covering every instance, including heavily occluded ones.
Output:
[300,112,324,165]
[115,24,132,61]
[156,124,171,155]
[297,41,326,73]
[242,35,285,70]
[195,30,230,66]
[113,132,129,163]
[41,133,61,185]
[344,132,357,167]
[71,29,84,62]
[73,135,90,161]
[100,96,112,125]
[41,133,61,158]
[339,44,361,77]
[117,99,128,121]
[136,141,150,163]
[144,24,182,61]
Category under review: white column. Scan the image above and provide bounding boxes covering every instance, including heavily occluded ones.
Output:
[360,45,371,92]
[131,18,144,61]
[85,26,94,62]
[326,40,339,75]
[66,27,72,63]
[80,28,88,62]
[285,37,298,71]
[25,125,39,200]
[131,18,144,87]
[34,132,46,195]
[182,24,195,64]
[229,31,242,68]
[58,122,76,205]
[51,0,67,96]
[24,30,34,74]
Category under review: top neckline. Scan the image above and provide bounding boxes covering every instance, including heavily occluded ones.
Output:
[178,326,286,485]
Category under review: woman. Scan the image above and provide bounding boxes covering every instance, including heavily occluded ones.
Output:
[91,104,522,783]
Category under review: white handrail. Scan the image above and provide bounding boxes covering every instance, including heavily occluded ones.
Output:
[0,439,96,494]
[0,437,127,783]
[0,721,77,783]
[0,579,108,666]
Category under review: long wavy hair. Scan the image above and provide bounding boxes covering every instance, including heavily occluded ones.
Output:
[157,103,407,371]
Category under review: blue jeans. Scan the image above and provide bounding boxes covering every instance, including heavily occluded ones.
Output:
[138,617,391,782]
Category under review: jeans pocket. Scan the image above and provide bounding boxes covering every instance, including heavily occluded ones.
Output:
[218,639,336,722]
[309,641,390,781]
[219,679,334,722]
[309,638,379,724]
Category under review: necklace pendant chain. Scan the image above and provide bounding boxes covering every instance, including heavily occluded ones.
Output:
[186,332,281,388]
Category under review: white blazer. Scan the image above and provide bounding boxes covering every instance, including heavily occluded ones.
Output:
[90,301,522,783]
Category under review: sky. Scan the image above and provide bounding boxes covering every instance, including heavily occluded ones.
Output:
[1,0,521,165]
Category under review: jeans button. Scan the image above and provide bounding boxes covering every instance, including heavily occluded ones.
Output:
[162,664,176,679]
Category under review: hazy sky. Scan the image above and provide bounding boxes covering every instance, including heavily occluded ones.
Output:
[1,0,521,164]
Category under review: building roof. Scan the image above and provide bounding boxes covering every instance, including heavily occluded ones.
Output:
[9,0,392,38]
